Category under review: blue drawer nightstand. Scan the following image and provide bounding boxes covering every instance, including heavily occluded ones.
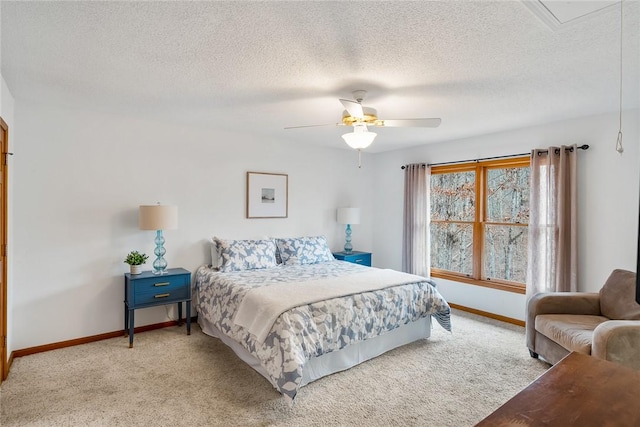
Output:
[333,251,372,267]
[124,267,191,348]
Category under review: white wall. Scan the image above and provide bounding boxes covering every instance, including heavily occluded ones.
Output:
[1,73,16,358]
[8,99,640,349]
[11,101,375,350]
[372,110,640,321]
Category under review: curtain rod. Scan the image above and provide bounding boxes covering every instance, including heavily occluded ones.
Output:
[400,144,589,169]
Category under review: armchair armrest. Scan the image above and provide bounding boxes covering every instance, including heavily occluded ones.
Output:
[528,292,601,316]
[592,321,640,371]
[526,292,601,351]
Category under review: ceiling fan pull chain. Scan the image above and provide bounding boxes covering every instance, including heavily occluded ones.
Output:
[615,0,624,154]
[358,149,362,168]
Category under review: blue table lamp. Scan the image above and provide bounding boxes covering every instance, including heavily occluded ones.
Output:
[337,207,360,254]
[139,203,178,275]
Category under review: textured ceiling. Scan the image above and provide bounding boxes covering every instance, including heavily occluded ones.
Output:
[1,1,639,153]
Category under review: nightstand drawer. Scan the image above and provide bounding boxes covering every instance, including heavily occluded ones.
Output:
[347,253,371,265]
[131,275,188,296]
[134,287,188,305]
[131,274,189,304]
[333,251,372,267]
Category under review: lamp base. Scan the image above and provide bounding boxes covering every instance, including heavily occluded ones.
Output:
[344,224,353,254]
[152,230,168,275]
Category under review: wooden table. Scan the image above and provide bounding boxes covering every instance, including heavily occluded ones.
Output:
[476,352,640,426]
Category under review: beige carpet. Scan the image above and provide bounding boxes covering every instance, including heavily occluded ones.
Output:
[0,309,549,426]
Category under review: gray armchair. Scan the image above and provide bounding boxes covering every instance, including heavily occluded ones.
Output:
[526,269,640,370]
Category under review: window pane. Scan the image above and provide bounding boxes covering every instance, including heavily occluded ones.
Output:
[430,222,473,275]
[486,167,530,223]
[431,171,475,221]
[484,224,528,283]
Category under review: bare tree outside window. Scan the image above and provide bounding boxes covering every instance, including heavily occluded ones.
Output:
[430,170,475,275]
[484,166,530,283]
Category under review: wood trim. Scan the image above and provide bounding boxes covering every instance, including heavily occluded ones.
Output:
[474,162,484,280]
[449,302,524,327]
[7,350,13,373]
[431,270,526,294]
[1,116,8,382]
[12,316,198,359]
[482,156,530,168]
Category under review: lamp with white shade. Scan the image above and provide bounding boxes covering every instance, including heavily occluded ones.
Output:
[139,203,178,275]
[337,207,360,254]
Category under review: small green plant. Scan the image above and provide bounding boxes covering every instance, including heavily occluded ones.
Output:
[124,250,149,266]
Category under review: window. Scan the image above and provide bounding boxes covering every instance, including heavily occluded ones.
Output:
[430,157,530,292]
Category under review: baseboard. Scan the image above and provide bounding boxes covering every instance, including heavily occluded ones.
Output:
[449,303,525,327]
[12,316,199,359]
[9,306,523,360]
[4,350,13,380]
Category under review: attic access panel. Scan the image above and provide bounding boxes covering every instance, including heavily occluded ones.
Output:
[523,0,619,29]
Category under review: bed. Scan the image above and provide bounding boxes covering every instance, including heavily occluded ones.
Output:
[194,235,451,402]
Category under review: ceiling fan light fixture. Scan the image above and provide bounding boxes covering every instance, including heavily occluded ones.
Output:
[342,124,377,149]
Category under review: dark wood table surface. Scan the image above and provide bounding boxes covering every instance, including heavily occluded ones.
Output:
[475,352,640,426]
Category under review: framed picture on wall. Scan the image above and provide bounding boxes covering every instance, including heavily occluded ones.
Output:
[246,172,288,218]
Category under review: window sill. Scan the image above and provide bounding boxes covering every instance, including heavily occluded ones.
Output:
[431,271,526,295]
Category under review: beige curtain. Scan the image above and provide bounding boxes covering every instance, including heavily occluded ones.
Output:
[402,164,430,277]
[527,144,578,297]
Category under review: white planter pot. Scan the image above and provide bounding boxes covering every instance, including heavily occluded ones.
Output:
[130,265,143,275]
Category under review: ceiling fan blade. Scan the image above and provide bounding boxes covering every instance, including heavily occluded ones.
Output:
[339,99,364,120]
[373,118,442,128]
[284,123,342,129]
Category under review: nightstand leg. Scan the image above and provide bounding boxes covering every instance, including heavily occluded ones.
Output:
[177,302,183,326]
[124,304,129,336]
[128,309,134,348]
[186,300,191,335]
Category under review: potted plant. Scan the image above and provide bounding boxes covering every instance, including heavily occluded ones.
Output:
[124,250,149,275]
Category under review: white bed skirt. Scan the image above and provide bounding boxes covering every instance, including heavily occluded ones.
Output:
[198,316,432,389]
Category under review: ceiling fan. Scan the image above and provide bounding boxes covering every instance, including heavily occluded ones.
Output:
[285,90,442,150]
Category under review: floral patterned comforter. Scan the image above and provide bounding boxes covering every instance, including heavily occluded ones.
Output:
[194,260,451,402]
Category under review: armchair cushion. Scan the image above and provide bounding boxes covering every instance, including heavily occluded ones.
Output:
[536,314,609,354]
[599,269,640,320]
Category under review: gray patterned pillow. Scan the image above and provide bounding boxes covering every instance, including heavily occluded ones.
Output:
[213,237,278,272]
[275,235,335,266]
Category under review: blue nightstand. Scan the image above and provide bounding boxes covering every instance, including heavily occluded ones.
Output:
[124,267,191,348]
[333,251,372,267]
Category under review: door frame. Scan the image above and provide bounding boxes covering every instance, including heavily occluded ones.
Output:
[0,116,8,382]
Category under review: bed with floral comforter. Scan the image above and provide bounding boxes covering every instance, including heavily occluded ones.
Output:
[195,235,451,402]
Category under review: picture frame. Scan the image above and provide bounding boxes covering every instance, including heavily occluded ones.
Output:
[246,172,288,218]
